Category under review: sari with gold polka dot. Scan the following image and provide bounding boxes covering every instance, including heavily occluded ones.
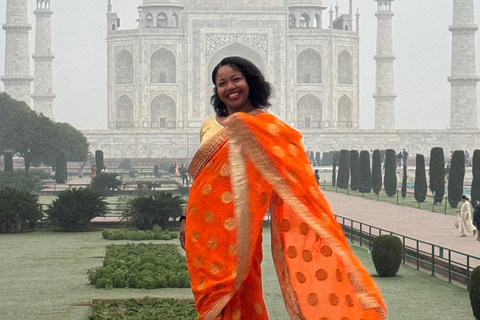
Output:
[186,111,387,320]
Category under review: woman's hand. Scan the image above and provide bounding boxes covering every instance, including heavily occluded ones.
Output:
[179,218,186,250]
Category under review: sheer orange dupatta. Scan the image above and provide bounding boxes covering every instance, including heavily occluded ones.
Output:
[227,112,387,320]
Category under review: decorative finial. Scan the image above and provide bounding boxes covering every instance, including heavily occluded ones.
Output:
[108,0,112,12]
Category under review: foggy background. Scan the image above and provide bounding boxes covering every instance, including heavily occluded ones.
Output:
[0,0,478,130]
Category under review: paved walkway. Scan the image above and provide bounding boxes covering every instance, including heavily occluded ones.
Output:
[323,191,480,267]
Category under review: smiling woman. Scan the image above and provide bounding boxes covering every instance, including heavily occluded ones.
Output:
[181,56,387,320]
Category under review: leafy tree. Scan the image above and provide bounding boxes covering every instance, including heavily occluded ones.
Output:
[0,171,41,192]
[429,147,445,204]
[448,150,465,208]
[471,150,480,206]
[349,150,359,191]
[384,149,397,197]
[358,150,372,193]
[414,154,427,203]
[46,188,108,232]
[401,163,407,199]
[0,92,32,152]
[337,149,350,189]
[372,149,382,195]
[122,192,186,230]
[4,152,13,172]
[0,187,42,233]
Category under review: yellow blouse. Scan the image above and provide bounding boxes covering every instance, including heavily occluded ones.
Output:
[200,116,224,145]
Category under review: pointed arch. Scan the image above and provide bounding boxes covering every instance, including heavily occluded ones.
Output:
[151,94,176,129]
[145,13,153,27]
[157,13,167,27]
[338,50,353,84]
[115,50,133,84]
[297,94,322,129]
[297,49,322,83]
[289,14,296,28]
[150,48,176,83]
[171,13,179,27]
[338,94,353,128]
[314,14,321,28]
[116,95,133,128]
[300,13,310,28]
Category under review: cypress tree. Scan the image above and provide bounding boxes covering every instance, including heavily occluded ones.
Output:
[55,152,68,183]
[401,163,407,199]
[448,150,465,208]
[414,154,427,203]
[95,150,104,174]
[350,150,359,191]
[384,149,397,197]
[429,147,445,204]
[358,150,372,193]
[315,152,321,166]
[322,152,328,166]
[472,150,480,206]
[372,149,382,195]
[337,149,350,189]
[4,152,13,172]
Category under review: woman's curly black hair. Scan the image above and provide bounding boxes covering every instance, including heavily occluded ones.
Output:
[210,56,274,117]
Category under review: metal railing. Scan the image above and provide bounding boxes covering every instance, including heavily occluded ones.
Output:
[335,214,480,288]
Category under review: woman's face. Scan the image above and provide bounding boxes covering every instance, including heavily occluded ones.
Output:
[215,65,254,115]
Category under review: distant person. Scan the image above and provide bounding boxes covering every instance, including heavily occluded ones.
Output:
[456,195,476,237]
[314,169,320,186]
[179,164,188,186]
[465,150,470,167]
[154,164,159,177]
[90,165,96,179]
[402,148,409,167]
[473,201,480,242]
[396,152,403,169]
[445,164,450,180]
[169,163,175,175]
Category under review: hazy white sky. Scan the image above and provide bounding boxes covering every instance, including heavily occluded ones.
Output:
[0,0,479,130]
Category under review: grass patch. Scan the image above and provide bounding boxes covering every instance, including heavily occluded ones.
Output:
[102,226,177,241]
[89,297,197,320]
[87,243,190,289]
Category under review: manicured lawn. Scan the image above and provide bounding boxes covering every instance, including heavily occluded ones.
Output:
[0,229,475,320]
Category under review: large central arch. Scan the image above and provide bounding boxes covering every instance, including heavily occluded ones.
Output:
[206,43,266,117]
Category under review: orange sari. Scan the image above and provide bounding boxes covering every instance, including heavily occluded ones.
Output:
[186,111,387,320]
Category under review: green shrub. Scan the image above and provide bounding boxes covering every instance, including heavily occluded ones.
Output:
[401,164,407,199]
[102,226,177,241]
[46,188,108,231]
[349,150,359,191]
[122,192,185,230]
[384,149,397,197]
[448,150,465,208]
[0,171,41,192]
[0,187,42,233]
[414,154,427,203]
[358,150,371,193]
[469,265,480,319]
[90,173,122,195]
[4,152,13,172]
[372,235,403,277]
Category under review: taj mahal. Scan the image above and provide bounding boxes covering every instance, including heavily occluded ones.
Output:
[2,0,480,159]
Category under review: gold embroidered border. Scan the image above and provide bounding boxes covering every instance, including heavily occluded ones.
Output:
[189,129,228,180]
[227,114,387,319]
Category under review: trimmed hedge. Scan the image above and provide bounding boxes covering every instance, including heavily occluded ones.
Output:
[350,150,359,191]
[372,235,403,277]
[55,152,67,183]
[4,152,13,172]
[448,150,465,208]
[337,149,350,189]
[414,154,427,203]
[429,147,445,204]
[372,149,382,195]
[102,226,177,241]
[87,243,190,289]
[472,150,480,206]
[384,149,397,197]
[358,150,372,193]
